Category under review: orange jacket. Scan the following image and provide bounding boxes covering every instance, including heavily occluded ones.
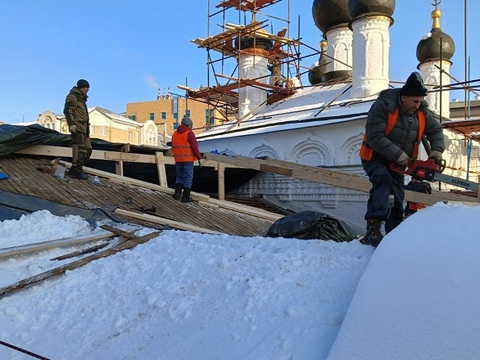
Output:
[172,126,201,162]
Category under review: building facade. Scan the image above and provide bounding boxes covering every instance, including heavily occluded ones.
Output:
[37,107,159,147]
[450,98,480,120]
[125,92,217,138]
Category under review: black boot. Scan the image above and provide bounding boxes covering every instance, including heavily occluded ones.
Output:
[360,218,383,247]
[69,166,88,180]
[173,183,183,200]
[181,187,192,203]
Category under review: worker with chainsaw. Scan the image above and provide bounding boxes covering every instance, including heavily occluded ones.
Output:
[359,72,445,247]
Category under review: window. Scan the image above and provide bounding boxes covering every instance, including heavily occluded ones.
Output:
[149,113,154,120]
[172,96,179,122]
[100,126,107,136]
[161,112,166,120]
[186,110,190,117]
[128,131,134,141]
[128,115,136,121]
[205,109,214,127]
[173,123,178,130]
[90,125,95,135]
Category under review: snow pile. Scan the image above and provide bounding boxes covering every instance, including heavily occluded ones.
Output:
[1,203,479,359]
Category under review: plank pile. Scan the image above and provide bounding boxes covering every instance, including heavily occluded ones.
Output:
[0,225,162,299]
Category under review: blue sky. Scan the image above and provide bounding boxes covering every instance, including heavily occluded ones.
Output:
[1,0,478,123]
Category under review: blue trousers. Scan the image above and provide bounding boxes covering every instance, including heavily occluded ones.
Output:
[175,162,194,189]
[363,159,405,234]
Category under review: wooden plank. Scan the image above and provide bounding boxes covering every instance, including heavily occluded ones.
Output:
[11,150,282,223]
[16,145,174,165]
[0,156,272,237]
[0,229,162,299]
[198,200,220,209]
[114,208,224,235]
[203,153,480,206]
[51,243,109,261]
[67,161,281,221]
[206,198,282,221]
[218,162,226,200]
[251,157,477,206]
[104,151,146,162]
[16,145,232,168]
[0,230,115,259]
[16,145,72,158]
[156,152,168,187]
[260,163,293,176]
[205,152,371,192]
[100,224,138,239]
[60,160,173,192]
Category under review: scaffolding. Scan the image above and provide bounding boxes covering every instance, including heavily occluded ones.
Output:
[178,0,306,126]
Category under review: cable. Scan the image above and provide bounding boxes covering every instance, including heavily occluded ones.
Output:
[0,340,50,360]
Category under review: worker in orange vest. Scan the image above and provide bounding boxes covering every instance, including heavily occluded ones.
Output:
[171,115,203,202]
[359,72,445,247]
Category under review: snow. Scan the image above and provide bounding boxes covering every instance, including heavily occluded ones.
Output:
[0,204,479,359]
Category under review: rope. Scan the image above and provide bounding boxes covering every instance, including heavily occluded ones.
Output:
[0,340,50,360]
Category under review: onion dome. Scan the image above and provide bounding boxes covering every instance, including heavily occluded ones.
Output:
[309,40,329,85]
[312,0,351,34]
[348,0,395,19]
[416,9,455,63]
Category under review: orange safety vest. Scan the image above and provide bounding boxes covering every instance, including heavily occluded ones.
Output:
[172,130,196,162]
[359,108,426,161]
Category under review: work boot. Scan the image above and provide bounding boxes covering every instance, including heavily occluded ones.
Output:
[173,183,183,200]
[69,166,88,180]
[360,218,383,247]
[181,187,192,203]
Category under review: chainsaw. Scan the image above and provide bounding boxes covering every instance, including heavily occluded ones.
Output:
[393,159,480,192]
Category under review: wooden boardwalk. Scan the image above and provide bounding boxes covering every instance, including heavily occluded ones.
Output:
[0,154,278,237]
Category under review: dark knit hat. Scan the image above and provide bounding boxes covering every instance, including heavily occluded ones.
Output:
[76,79,90,89]
[181,115,193,126]
[400,72,427,96]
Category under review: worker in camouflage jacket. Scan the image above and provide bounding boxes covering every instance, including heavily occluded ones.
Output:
[63,79,92,180]
[359,72,445,247]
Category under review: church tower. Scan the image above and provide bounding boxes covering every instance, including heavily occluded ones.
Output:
[416,5,455,118]
[348,0,396,98]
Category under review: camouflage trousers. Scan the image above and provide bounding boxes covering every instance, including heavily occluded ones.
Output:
[71,132,92,168]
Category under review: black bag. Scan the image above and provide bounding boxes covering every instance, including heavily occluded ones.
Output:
[266,210,357,242]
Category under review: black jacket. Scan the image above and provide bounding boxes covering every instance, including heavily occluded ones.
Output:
[365,88,445,163]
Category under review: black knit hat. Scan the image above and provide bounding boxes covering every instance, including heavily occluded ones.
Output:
[400,72,427,96]
[76,79,90,89]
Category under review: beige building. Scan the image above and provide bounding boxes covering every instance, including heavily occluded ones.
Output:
[450,98,480,120]
[125,92,218,137]
[37,107,159,147]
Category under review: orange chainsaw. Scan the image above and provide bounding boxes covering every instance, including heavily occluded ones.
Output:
[394,159,479,192]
